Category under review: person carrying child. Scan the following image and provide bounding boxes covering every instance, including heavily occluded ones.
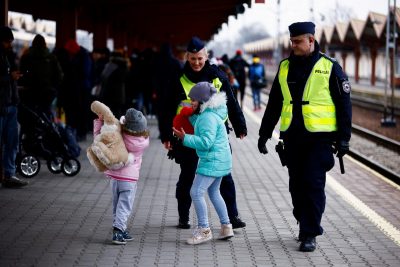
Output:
[173,82,234,245]
[93,107,150,245]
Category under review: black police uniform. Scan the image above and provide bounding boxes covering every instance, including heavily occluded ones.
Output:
[176,61,247,222]
[258,41,352,240]
[158,37,247,227]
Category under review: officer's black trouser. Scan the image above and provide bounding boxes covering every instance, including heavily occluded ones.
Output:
[220,173,238,218]
[285,139,334,237]
[175,147,198,223]
[175,145,239,222]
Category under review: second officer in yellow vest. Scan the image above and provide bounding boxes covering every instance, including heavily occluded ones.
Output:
[257,22,352,252]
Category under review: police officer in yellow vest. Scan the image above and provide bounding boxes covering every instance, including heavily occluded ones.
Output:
[257,22,351,252]
[158,36,247,230]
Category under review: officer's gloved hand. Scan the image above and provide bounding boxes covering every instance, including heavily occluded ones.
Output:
[257,137,268,154]
[167,149,176,160]
[336,140,349,157]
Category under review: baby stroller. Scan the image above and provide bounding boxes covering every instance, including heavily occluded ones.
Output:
[16,104,81,178]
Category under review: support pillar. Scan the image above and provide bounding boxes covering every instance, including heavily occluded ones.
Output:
[1,0,8,26]
[128,35,140,54]
[93,22,109,49]
[55,5,78,49]
[113,30,127,51]
[355,48,361,83]
[370,48,377,86]
[341,52,347,73]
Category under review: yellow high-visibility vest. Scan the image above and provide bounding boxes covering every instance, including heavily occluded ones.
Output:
[177,74,222,114]
[278,57,337,132]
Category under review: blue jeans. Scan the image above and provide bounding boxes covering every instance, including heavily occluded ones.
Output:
[251,87,261,108]
[190,174,230,228]
[0,106,19,178]
[110,179,137,231]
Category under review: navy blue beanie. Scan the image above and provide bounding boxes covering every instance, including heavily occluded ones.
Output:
[288,22,315,37]
[186,36,205,53]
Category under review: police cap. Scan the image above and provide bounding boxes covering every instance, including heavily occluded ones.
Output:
[186,36,205,53]
[288,22,315,37]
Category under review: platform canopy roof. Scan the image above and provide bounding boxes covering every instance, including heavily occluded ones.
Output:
[8,0,252,47]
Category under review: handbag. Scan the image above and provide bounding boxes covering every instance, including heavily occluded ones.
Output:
[251,77,267,88]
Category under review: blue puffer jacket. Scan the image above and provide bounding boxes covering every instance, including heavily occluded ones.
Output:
[183,92,232,177]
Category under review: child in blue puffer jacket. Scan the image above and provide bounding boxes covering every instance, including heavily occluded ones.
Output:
[173,82,234,245]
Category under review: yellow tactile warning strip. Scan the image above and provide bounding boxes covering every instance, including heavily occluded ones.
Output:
[346,156,400,191]
[243,105,400,247]
[326,174,400,246]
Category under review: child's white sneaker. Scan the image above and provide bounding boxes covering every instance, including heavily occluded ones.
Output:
[186,227,212,245]
[218,223,234,240]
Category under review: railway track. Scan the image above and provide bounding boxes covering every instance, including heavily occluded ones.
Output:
[258,91,400,184]
[344,94,399,184]
[349,124,400,184]
[351,94,400,116]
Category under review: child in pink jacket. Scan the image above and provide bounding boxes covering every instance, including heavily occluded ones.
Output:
[93,108,150,245]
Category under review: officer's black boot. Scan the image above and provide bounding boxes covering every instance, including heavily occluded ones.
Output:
[299,236,316,252]
[230,216,246,229]
[177,220,191,229]
[297,231,306,242]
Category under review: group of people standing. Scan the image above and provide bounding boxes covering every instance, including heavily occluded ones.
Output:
[209,49,268,111]
[1,20,352,253]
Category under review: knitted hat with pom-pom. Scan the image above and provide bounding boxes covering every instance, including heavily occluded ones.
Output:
[123,108,147,133]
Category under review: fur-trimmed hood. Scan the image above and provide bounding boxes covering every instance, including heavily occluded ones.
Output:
[199,92,227,120]
[183,90,232,177]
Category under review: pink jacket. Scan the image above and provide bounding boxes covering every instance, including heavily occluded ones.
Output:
[93,119,150,182]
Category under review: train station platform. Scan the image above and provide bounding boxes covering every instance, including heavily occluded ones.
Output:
[1,95,400,267]
[350,78,400,107]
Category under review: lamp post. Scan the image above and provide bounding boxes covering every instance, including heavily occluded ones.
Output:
[274,0,282,67]
[382,0,397,127]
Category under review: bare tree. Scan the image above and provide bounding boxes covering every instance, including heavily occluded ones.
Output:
[208,22,270,57]
[324,1,354,24]
[237,23,270,44]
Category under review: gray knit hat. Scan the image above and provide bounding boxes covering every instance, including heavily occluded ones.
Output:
[188,82,217,103]
[123,108,147,133]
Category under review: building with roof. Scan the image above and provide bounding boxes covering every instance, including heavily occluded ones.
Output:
[244,8,400,87]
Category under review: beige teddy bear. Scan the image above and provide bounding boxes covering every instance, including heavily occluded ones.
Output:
[87,101,129,172]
